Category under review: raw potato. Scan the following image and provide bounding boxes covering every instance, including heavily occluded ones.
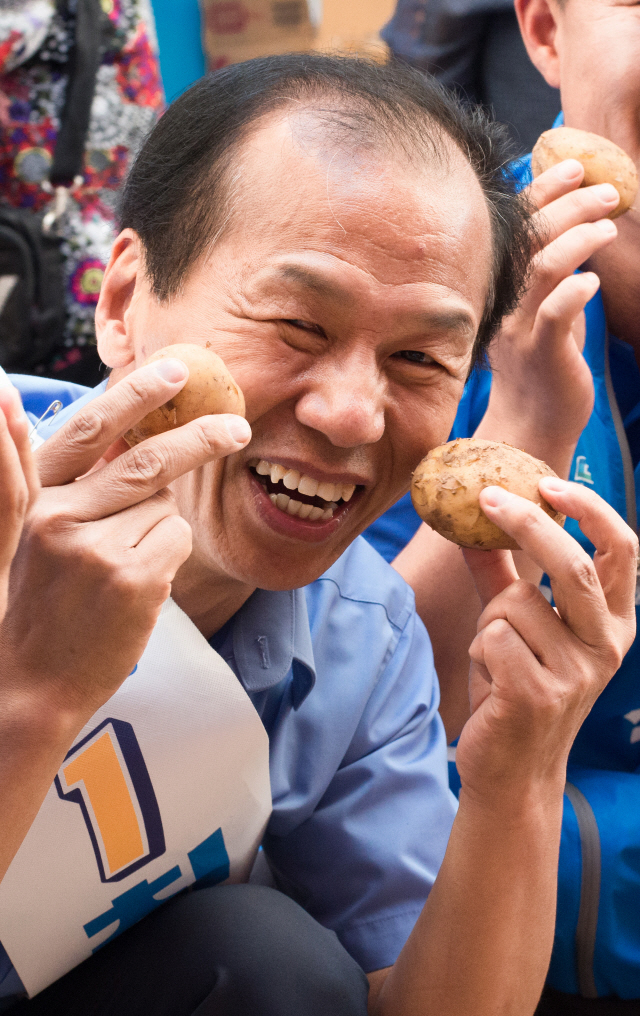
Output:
[532,127,638,219]
[411,438,565,550]
[124,343,245,447]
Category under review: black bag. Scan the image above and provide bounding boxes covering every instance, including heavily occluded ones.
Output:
[0,0,103,373]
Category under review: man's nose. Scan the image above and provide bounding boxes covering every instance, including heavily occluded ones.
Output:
[294,356,386,448]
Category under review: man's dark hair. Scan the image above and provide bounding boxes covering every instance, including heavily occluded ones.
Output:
[121,53,534,363]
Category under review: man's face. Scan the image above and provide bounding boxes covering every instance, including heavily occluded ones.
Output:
[107,114,492,591]
[554,0,640,172]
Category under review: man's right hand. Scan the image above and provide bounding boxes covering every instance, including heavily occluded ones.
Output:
[0,358,251,728]
[458,479,637,800]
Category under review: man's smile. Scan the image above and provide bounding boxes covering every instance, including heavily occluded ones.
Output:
[248,457,362,522]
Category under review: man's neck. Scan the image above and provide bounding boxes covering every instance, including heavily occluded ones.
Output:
[587,214,640,362]
[171,553,256,641]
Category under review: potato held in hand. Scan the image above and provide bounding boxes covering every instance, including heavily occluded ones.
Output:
[532,127,638,219]
[124,343,245,447]
[411,438,565,551]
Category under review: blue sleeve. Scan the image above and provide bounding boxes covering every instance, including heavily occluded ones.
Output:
[263,596,457,973]
[9,374,90,421]
[361,491,420,563]
[508,153,533,190]
[449,366,493,439]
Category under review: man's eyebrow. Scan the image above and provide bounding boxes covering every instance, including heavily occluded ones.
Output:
[423,309,476,337]
[276,264,351,302]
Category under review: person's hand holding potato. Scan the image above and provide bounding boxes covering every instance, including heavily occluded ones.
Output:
[3,352,249,719]
[385,479,637,1016]
[457,479,637,798]
[473,154,622,478]
[393,131,636,742]
[0,354,250,882]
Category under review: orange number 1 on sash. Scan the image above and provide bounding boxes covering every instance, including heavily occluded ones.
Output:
[55,718,166,883]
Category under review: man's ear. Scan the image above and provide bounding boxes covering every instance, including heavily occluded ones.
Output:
[515,0,562,90]
[95,229,143,369]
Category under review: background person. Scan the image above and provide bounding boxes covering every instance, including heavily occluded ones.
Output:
[0,55,635,1016]
[381,0,560,153]
[365,0,640,1009]
[0,0,162,385]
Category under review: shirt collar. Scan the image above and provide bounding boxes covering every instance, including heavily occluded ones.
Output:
[232,586,316,707]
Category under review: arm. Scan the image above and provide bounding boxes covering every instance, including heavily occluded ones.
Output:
[395,161,621,740]
[0,360,251,883]
[371,480,637,1015]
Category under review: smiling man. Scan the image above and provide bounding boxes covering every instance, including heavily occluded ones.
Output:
[0,56,636,1016]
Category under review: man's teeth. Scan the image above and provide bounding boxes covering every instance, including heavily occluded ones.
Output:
[255,460,356,504]
[269,492,334,520]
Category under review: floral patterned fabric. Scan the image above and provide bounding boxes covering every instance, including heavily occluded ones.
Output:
[0,0,163,381]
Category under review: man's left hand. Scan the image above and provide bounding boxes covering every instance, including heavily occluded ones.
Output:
[457,480,637,801]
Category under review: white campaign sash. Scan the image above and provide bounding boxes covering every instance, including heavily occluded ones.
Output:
[0,598,272,997]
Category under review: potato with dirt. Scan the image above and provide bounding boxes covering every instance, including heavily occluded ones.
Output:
[411,438,566,550]
[532,127,638,219]
[124,343,245,447]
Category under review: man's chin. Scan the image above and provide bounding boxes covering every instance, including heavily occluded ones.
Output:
[190,481,392,591]
[217,539,352,592]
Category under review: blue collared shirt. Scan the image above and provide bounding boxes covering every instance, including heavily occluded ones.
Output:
[0,378,457,999]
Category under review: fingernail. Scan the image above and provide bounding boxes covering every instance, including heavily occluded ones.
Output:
[556,159,583,180]
[224,416,251,445]
[481,485,514,508]
[595,218,617,235]
[540,476,570,493]
[150,358,188,383]
[592,183,620,204]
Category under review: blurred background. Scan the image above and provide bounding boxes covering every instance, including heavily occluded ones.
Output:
[155,0,394,101]
[156,0,559,154]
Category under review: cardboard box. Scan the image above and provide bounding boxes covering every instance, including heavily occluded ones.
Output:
[315,0,393,60]
[202,0,395,70]
[203,0,317,69]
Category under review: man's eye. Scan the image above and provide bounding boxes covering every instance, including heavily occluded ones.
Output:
[284,319,326,337]
[394,350,435,364]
